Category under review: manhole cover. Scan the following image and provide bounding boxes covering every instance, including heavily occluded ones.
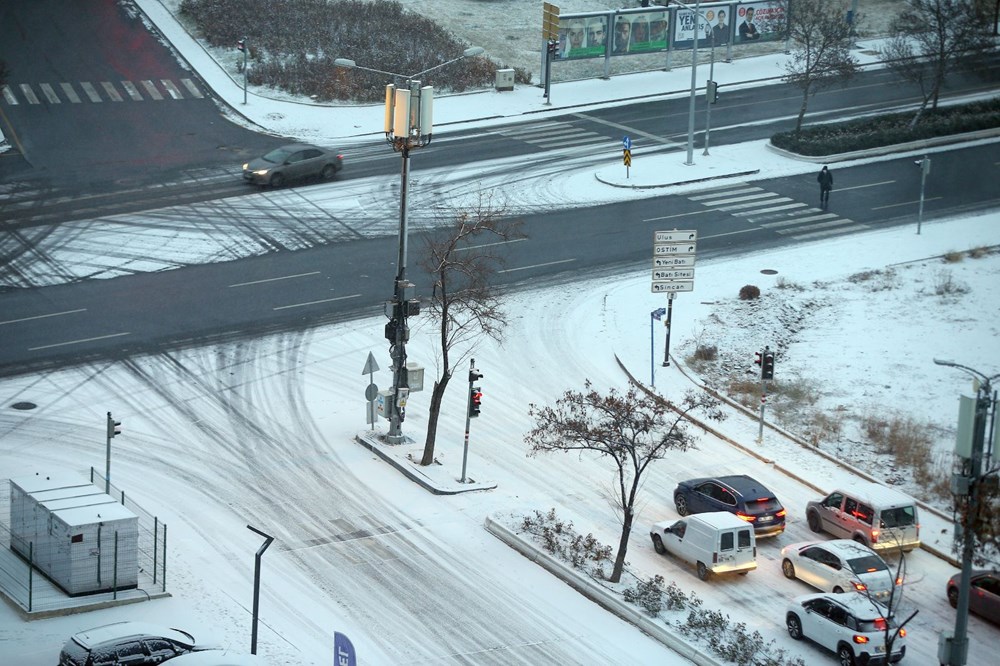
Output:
[760,269,778,275]
[11,401,37,410]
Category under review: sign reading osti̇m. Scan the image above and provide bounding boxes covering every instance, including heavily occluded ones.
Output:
[652,230,697,294]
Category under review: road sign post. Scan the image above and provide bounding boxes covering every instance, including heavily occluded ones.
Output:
[651,230,697,368]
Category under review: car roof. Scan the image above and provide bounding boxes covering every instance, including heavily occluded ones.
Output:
[686,511,754,529]
[792,539,880,559]
[72,621,196,649]
[828,481,917,508]
[793,592,889,618]
[277,143,321,152]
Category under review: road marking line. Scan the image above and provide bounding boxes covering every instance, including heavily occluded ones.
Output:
[230,271,321,287]
[29,332,130,351]
[644,209,713,221]
[573,111,675,146]
[499,258,575,273]
[181,78,203,98]
[60,83,81,103]
[776,218,858,234]
[101,82,123,102]
[39,83,60,104]
[80,82,102,102]
[761,213,837,228]
[750,202,809,214]
[872,197,943,210]
[454,238,527,252]
[715,197,793,212]
[273,294,361,310]
[121,81,143,101]
[1,85,17,104]
[141,80,163,100]
[161,79,183,99]
[700,191,776,206]
[791,224,869,240]
[688,187,763,200]
[838,180,895,191]
[0,309,87,326]
[19,84,40,104]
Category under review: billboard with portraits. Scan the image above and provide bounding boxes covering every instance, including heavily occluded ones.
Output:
[558,16,609,59]
[608,10,668,56]
[735,2,786,43]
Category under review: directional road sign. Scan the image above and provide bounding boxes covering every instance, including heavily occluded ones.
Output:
[623,136,632,150]
[653,268,695,281]
[653,242,697,255]
[652,281,695,293]
[654,230,697,243]
[653,255,696,268]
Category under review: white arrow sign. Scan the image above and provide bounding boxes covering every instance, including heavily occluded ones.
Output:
[654,242,697,255]
[654,230,697,243]
[653,255,696,268]
[651,280,695,293]
[652,268,695,281]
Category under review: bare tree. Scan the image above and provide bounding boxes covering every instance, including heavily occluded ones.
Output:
[782,0,861,135]
[963,469,1000,565]
[524,381,723,583]
[416,193,524,467]
[881,0,995,127]
[860,545,918,660]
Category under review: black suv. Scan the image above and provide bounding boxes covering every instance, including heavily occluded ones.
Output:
[673,474,786,536]
[59,621,215,666]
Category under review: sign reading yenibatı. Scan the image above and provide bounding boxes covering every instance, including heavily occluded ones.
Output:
[652,230,697,294]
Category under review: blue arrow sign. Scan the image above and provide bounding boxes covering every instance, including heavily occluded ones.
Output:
[622,136,632,150]
[651,307,667,320]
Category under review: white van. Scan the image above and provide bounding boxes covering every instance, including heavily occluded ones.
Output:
[649,511,757,580]
[805,481,920,553]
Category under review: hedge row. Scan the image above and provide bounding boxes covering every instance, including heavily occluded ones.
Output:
[771,97,1000,155]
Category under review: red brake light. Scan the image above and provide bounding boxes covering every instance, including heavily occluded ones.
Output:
[899,628,906,638]
[852,581,867,591]
[873,618,887,631]
[870,529,879,542]
[853,635,870,644]
[735,512,756,522]
[776,509,787,517]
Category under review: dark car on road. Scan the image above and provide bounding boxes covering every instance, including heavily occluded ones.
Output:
[948,570,1000,625]
[242,143,343,187]
[673,474,786,536]
[59,621,217,666]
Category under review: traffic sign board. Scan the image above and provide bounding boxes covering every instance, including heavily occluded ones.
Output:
[654,242,697,255]
[653,255,696,268]
[652,280,694,293]
[654,230,697,243]
[623,149,632,167]
[652,268,695,281]
[623,136,632,150]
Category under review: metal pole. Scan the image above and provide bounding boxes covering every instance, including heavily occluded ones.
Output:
[662,294,674,367]
[650,313,656,385]
[247,525,275,656]
[461,358,474,483]
[388,145,411,443]
[703,35,715,156]
[685,0,702,166]
[917,155,928,235]
[242,38,248,105]
[105,412,112,494]
[758,379,766,442]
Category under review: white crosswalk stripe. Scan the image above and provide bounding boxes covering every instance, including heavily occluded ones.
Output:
[690,183,868,240]
[494,120,609,150]
[0,78,205,105]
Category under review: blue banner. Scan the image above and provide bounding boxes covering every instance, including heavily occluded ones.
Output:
[334,632,356,666]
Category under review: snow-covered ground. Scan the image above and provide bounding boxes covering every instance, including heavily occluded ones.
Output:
[2,1,999,665]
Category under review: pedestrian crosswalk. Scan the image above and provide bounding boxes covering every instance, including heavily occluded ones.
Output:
[688,183,869,240]
[494,120,613,150]
[0,78,204,106]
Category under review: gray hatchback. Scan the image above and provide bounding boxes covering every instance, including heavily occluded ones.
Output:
[242,143,343,187]
[59,621,217,666]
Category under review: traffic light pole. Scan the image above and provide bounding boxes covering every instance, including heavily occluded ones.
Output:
[662,293,675,367]
[461,359,482,483]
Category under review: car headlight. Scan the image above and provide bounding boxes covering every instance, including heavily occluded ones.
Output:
[242,163,250,170]
[253,169,270,176]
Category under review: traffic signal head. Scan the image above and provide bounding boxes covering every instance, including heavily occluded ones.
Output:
[762,352,775,380]
[107,412,122,438]
[754,351,762,366]
[237,39,246,52]
[469,386,482,418]
[469,368,483,383]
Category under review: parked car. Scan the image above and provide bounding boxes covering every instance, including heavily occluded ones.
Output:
[786,592,907,665]
[242,143,343,187]
[947,570,1000,625]
[650,511,757,580]
[805,482,920,553]
[59,621,218,666]
[673,474,786,536]
[781,539,901,601]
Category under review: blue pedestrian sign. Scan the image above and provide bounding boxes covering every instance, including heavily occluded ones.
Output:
[651,307,667,321]
[622,136,632,150]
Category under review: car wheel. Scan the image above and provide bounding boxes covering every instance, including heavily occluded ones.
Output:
[781,559,796,580]
[269,173,285,188]
[786,612,803,640]
[321,164,337,180]
[837,644,856,666]
[807,511,822,533]
[652,534,665,555]
[675,493,689,516]
[833,586,844,594]
[852,535,867,546]
[696,561,709,581]
[948,586,959,608]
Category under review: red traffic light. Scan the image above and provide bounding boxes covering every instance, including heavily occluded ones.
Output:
[469,386,482,417]
[754,351,762,366]
[237,39,246,52]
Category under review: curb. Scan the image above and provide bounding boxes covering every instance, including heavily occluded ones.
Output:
[765,127,1000,164]
[594,168,761,190]
[483,516,722,666]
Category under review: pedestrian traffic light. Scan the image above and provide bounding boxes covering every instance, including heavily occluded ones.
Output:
[707,80,719,104]
[469,386,482,418]
[237,38,246,53]
[754,350,762,367]
[762,351,775,380]
[469,368,483,383]
[107,412,122,438]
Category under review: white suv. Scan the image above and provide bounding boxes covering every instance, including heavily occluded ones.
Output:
[786,593,907,665]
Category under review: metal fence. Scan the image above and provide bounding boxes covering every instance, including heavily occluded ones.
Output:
[0,473,167,613]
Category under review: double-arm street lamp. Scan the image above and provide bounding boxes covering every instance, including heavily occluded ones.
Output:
[335,46,484,443]
[669,0,703,166]
[933,358,999,666]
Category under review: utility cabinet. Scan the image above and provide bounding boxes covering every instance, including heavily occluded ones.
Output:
[9,473,139,596]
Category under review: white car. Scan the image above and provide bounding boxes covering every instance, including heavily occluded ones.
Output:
[786,593,907,665]
[781,539,900,601]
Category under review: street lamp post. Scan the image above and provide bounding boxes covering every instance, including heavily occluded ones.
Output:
[934,358,999,666]
[703,30,716,156]
[671,0,703,166]
[335,47,484,443]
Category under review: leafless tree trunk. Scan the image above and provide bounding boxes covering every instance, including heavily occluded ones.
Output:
[417,193,524,466]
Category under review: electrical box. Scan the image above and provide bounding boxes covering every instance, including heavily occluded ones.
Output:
[495,69,515,92]
[406,362,424,392]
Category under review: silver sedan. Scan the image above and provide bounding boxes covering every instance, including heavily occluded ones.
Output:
[242,143,343,187]
[781,539,900,601]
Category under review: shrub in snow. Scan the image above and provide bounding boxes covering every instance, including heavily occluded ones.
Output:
[739,284,761,300]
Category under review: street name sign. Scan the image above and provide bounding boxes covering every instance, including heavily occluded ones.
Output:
[653,255,696,268]
[652,268,695,281]
[654,230,697,243]
[653,242,697,255]
[652,280,695,293]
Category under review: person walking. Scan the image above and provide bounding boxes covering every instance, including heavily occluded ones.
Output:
[817,165,833,207]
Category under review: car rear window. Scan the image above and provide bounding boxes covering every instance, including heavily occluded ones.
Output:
[744,497,781,513]
[847,555,888,575]
[880,506,916,528]
[60,640,90,665]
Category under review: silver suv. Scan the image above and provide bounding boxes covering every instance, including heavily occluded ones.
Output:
[59,621,216,666]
